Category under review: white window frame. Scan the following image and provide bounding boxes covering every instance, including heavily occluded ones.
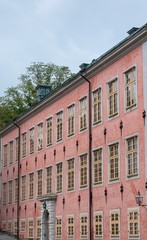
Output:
[80,213,88,239]
[79,153,88,190]
[92,147,103,186]
[20,218,26,232]
[79,95,88,133]
[56,162,63,194]
[94,210,103,239]
[125,133,139,180]
[56,111,63,142]
[108,141,120,184]
[128,207,140,239]
[67,214,75,238]
[37,122,43,151]
[66,158,75,192]
[46,117,53,147]
[110,209,120,239]
[107,77,119,120]
[56,216,62,239]
[124,65,138,112]
[67,103,75,138]
[92,87,102,126]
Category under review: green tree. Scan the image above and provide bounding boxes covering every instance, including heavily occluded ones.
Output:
[0,62,74,130]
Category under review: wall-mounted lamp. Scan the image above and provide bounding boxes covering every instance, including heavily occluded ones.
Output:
[25,205,27,211]
[76,140,79,150]
[119,121,123,136]
[104,187,107,203]
[120,184,124,200]
[62,197,65,205]
[54,149,56,156]
[142,110,146,125]
[135,191,147,206]
[44,154,46,160]
[78,195,81,202]
[104,128,107,142]
[34,202,36,212]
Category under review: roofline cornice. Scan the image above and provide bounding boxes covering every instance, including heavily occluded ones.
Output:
[1,24,147,137]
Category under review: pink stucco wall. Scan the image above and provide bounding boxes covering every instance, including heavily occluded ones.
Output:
[1,45,147,239]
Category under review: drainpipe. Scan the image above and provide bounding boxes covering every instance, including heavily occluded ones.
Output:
[13,121,20,240]
[80,73,92,240]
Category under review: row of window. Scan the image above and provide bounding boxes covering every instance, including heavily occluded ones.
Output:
[3,66,137,166]
[56,208,140,239]
[1,218,41,240]
[1,207,140,239]
[3,134,139,205]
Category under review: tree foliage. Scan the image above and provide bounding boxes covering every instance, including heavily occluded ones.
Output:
[0,62,74,130]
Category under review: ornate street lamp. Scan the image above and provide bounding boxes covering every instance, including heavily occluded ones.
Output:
[135,191,143,206]
[135,191,147,206]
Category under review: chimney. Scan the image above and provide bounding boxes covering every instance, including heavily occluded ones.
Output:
[127,27,139,35]
[79,63,89,72]
[36,85,51,102]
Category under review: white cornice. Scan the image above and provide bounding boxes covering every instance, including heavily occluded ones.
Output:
[1,25,147,137]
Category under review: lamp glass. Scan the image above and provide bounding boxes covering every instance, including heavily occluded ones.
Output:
[135,191,143,206]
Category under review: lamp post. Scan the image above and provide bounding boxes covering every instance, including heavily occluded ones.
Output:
[135,191,147,206]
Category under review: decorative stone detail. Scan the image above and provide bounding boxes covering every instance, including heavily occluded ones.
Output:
[38,194,57,240]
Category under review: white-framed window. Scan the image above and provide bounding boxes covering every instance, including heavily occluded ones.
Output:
[67,215,74,238]
[22,132,27,158]
[3,144,8,166]
[79,96,87,131]
[67,158,75,191]
[9,141,13,163]
[8,220,12,233]
[124,66,137,110]
[29,173,34,199]
[80,214,88,238]
[37,170,43,196]
[8,180,13,204]
[93,148,103,185]
[93,88,102,125]
[37,122,43,151]
[14,178,18,203]
[80,154,88,189]
[56,111,63,142]
[56,163,63,193]
[14,219,18,236]
[29,127,34,154]
[108,143,119,182]
[46,117,53,146]
[28,219,34,239]
[15,137,19,161]
[128,208,140,239]
[94,211,103,239]
[21,175,26,201]
[126,135,138,178]
[36,218,41,240]
[110,209,120,238]
[67,104,75,136]
[56,217,62,238]
[108,78,118,118]
[20,219,26,232]
[3,182,7,205]
[46,166,52,194]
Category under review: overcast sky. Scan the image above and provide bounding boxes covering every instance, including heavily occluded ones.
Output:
[0,0,147,96]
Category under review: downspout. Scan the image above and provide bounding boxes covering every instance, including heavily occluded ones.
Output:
[80,73,92,240]
[13,121,20,240]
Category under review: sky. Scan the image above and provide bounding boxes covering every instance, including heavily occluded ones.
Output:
[0,0,147,96]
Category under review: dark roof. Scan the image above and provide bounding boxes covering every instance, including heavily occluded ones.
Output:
[0,23,147,136]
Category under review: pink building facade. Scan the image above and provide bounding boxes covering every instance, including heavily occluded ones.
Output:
[1,24,147,240]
